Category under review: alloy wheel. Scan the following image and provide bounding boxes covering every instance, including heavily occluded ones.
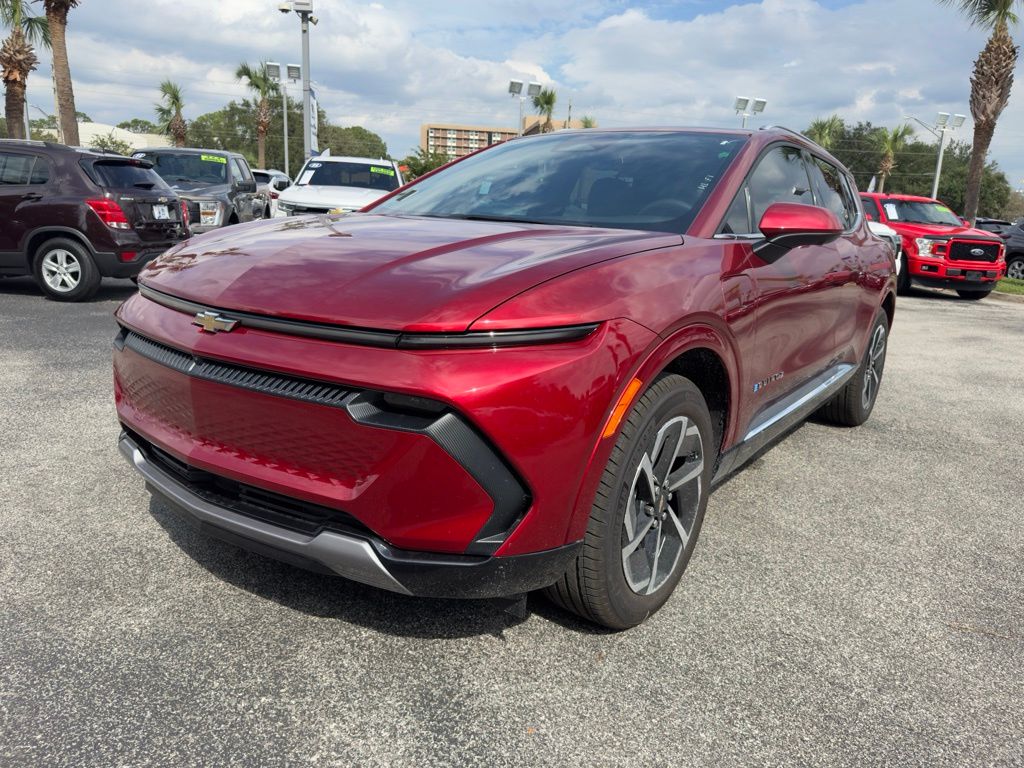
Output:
[1007,259,1024,280]
[861,323,887,410]
[40,249,82,293]
[621,416,704,595]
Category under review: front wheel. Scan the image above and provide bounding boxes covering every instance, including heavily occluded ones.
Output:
[545,374,714,629]
[956,289,991,300]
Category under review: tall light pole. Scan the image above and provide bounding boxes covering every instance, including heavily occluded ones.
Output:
[267,62,302,176]
[279,1,317,159]
[509,80,542,136]
[905,112,967,200]
[734,96,767,128]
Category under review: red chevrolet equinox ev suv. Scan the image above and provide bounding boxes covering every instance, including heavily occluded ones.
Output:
[114,128,895,628]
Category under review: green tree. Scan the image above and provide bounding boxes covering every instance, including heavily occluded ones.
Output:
[580,115,597,128]
[399,146,448,179]
[41,0,80,146]
[235,61,275,168]
[940,0,1022,222]
[117,117,158,134]
[0,0,49,140]
[875,124,914,192]
[317,118,388,158]
[90,131,131,155]
[805,114,844,151]
[154,79,186,147]
[532,87,556,133]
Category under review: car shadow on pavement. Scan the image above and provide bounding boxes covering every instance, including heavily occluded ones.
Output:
[147,497,611,639]
[0,275,138,302]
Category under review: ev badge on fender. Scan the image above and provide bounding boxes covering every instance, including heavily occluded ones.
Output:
[192,311,239,334]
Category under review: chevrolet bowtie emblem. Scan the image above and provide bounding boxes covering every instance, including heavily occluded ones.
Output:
[192,310,239,333]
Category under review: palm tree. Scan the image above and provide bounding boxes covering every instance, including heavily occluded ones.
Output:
[0,0,49,140]
[805,114,844,151]
[41,0,80,146]
[580,115,597,129]
[941,0,1021,222]
[235,61,275,168]
[155,79,187,147]
[532,87,556,133]
[875,124,914,192]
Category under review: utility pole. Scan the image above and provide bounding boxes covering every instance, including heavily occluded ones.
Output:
[279,2,316,159]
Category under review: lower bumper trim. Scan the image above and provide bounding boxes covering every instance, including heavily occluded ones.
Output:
[119,433,579,598]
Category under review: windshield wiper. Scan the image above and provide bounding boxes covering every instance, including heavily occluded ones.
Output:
[423,213,560,226]
[133,182,155,189]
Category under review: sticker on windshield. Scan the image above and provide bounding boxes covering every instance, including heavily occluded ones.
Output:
[200,154,227,164]
[132,152,146,159]
[370,166,395,176]
[478,181,492,195]
[935,205,952,214]
[883,203,900,220]
[308,162,323,168]
[298,170,315,185]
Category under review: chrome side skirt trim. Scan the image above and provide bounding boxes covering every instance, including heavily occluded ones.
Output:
[744,363,857,442]
[119,434,413,595]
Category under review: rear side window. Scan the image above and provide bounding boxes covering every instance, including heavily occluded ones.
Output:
[88,161,168,189]
[0,152,37,185]
[861,196,881,220]
[747,146,814,230]
[252,171,270,184]
[808,157,856,229]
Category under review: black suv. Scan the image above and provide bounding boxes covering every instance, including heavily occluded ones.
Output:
[0,140,188,301]
[131,148,270,234]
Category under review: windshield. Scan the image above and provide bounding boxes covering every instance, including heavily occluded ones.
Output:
[296,161,399,192]
[134,152,228,185]
[373,131,747,234]
[882,198,962,227]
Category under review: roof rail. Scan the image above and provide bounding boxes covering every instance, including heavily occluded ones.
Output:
[760,125,815,143]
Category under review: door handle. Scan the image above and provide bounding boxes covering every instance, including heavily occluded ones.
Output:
[21,192,42,201]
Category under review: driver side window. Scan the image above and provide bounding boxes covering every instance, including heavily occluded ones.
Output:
[719,145,814,235]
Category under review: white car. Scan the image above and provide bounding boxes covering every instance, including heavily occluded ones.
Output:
[274,154,404,217]
[868,219,903,276]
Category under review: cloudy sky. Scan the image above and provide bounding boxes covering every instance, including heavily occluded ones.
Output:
[20,0,1024,187]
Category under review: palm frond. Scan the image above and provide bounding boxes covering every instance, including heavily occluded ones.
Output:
[938,0,1019,28]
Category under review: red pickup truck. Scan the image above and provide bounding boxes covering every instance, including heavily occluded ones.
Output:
[860,192,1005,300]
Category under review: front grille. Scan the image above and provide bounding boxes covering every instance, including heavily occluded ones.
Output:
[948,240,1000,262]
[292,205,332,215]
[130,429,371,538]
[121,330,354,408]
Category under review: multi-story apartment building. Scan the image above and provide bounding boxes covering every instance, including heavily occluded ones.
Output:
[419,123,518,159]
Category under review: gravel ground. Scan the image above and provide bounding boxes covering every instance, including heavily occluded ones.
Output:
[1,276,1022,767]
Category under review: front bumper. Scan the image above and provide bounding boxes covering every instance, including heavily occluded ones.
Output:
[908,258,1004,289]
[120,432,580,598]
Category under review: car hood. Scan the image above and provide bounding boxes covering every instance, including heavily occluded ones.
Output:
[168,181,229,199]
[279,185,387,209]
[885,221,1001,241]
[139,213,681,332]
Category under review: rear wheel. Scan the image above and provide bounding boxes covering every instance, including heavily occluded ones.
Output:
[545,374,714,629]
[817,309,888,427]
[1006,255,1024,280]
[32,238,101,302]
[956,289,992,300]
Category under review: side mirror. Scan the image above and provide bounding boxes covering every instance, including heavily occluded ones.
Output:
[864,212,874,222]
[961,217,971,227]
[754,203,844,263]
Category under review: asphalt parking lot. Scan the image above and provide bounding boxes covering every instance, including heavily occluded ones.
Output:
[2,276,1022,767]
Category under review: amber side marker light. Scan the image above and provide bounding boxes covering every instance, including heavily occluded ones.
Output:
[602,378,643,439]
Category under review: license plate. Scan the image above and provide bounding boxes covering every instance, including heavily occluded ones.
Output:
[966,271,982,281]
[152,204,170,220]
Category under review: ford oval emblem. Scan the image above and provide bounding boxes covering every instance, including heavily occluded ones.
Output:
[970,247,985,257]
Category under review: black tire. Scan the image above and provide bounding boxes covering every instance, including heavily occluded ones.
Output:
[1005,255,1024,281]
[264,206,272,220]
[817,309,888,427]
[545,374,714,629]
[896,253,911,295]
[32,237,101,302]
[956,289,991,300]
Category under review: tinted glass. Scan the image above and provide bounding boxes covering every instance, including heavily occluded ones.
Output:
[747,146,814,228]
[297,161,400,192]
[860,196,881,220]
[231,157,252,182]
[28,159,49,185]
[252,171,271,184]
[881,198,961,227]
[374,131,747,233]
[135,152,228,184]
[808,157,855,228]
[721,185,751,234]
[0,152,34,185]
[90,161,168,189]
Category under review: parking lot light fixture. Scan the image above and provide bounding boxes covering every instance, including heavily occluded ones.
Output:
[906,111,968,199]
[510,80,543,136]
[734,96,765,128]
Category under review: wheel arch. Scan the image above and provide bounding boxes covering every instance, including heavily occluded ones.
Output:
[21,227,96,267]
[562,322,740,545]
[881,290,895,331]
